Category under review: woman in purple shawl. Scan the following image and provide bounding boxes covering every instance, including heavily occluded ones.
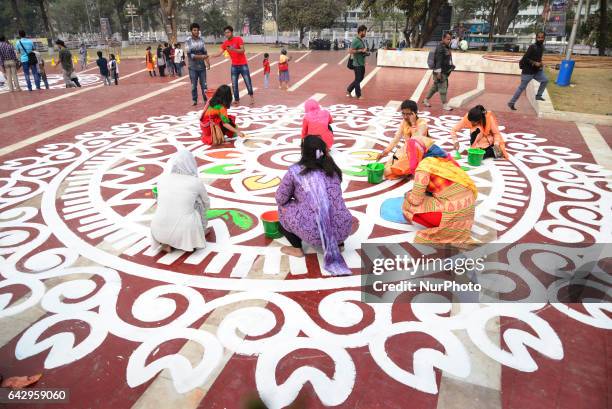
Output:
[275,135,353,276]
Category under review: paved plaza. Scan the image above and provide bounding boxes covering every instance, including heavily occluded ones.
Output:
[0,50,610,408]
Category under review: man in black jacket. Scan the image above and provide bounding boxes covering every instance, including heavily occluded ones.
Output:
[508,31,548,110]
[423,32,454,111]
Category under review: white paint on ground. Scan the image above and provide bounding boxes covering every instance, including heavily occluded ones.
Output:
[288,63,328,92]
[0,68,148,119]
[411,69,433,102]
[0,81,186,157]
[576,122,612,167]
[294,51,311,63]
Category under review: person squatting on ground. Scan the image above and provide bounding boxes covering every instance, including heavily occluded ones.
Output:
[109,54,119,85]
[278,49,291,90]
[17,30,41,91]
[151,149,210,253]
[508,31,548,111]
[96,51,111,86]
[275,135,353,276]
[185,23,210,106]
[376,99,431,179]
[301,98,335,149]
[0,35,21,92]
[402,138,478,245]
[199,85,247,145]
[346,25,368,99]
[450,105,509,160]
[263,53,270,88]
[212,25,254,105]
[55,39,81,88]
[145,46,156,76]
[423,31,454,111]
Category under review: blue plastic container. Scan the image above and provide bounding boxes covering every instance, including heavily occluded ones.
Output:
[556,59,575,86]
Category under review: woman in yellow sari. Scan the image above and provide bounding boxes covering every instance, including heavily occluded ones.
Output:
[402,138,478,245]
[376,100,429,179]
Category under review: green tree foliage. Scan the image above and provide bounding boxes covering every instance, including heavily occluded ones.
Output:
[202,6,228,39]
[277,0,344,46]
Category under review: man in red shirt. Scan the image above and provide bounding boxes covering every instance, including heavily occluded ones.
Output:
[212,25,254,105]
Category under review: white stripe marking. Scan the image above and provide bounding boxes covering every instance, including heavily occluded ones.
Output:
[288,63,328,92]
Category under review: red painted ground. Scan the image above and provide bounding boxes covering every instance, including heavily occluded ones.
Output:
[0,50,609,409]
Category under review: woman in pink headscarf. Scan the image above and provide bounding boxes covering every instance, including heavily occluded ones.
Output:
[301,99,334,149]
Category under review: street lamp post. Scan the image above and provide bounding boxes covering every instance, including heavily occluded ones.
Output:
[556,0,584,86]
[126,3,138,34]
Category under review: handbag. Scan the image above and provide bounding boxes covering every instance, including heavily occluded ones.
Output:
[347,56,354,70]
[18,41,37,65]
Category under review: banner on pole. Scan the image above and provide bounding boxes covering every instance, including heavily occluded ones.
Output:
[545,0,568,37]
[100,18,112,39]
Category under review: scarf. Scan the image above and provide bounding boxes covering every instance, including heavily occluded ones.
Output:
[170,149,207,229]
[290,165,350,276]
[406,139,477,198]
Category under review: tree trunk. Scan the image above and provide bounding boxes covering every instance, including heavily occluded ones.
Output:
[599,0,608,55]
[299,26,305,48]
[115,0,130,42]
[496,0,520,34]
[487,1,498,51]
[10,0,23,31]
[37,0,54,46]
[417,0,444,48]
[159,0,177,43]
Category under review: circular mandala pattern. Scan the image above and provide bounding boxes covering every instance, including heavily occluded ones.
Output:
[0,103,610,407]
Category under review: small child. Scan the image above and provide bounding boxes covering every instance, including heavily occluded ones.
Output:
[145,46,156,76]
[34,50,49,89]
[278,49,291,90]
[96,51,111,86]
[109,54,119,85]
[199,85,247,145]
[263,53,270,88]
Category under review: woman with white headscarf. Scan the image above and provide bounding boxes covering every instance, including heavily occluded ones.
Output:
[151,149,210,252]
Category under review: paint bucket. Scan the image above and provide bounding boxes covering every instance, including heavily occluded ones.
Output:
[152,186,158,198]
[467,148,486,166]
[366,162,385,184]
[205,88,216,100]
[261,210,283,239]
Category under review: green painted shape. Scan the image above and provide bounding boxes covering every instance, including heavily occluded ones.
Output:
[461,166,471,171]
[138,166,146,171]
[205,208,254,230]
[342,164,368,177]
[202,164,242,175]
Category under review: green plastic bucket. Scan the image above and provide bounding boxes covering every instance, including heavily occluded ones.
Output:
[467,148,486,166]
[261,210,283,239]
[366,162,385,184]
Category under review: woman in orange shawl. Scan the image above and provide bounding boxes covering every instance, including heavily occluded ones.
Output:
[450,105,509,160]
[402,138,478,245]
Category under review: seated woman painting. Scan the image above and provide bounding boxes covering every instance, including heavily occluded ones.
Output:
[200,84,247,145]
[450,105,509,160]
[402,139,478,245]
[376,100,432,179]
[275,135,353,276]
[151,149,210,252]
[301,98,334,149]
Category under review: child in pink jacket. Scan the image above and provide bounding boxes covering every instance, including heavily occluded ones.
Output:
[301,99,334,149]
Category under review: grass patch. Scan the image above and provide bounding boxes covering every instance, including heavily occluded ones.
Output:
[545,67,612,116]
